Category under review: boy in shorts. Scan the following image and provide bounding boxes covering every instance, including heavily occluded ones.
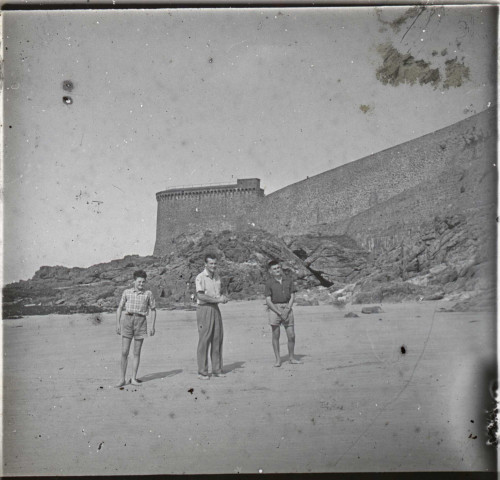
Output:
[115,269,156,387]
[265,260,302,367]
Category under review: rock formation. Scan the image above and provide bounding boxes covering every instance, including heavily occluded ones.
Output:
[3,212,495,317]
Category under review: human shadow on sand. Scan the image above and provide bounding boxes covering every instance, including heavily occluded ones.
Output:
[222,361,245,373]
[139,369,183,382]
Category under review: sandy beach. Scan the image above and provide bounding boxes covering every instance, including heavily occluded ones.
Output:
[3,300,496,475]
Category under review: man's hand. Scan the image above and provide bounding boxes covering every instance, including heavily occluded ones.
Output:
[149,327,155,336]
[281,307,290,320]
[116,325,121,335]
[219,295,229,304]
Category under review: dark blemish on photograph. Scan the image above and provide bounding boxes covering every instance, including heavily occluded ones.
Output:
[188,388,194,394]
[401,345,406,354]
[376,43,440,88]
[98,442,104,450]
[375,6,423,34]
[487,416,498,444]
[62,80,74,92]
[208,58,213,63]
[63,96,73,105]
[89,314,102,325]
[443,58,470,89]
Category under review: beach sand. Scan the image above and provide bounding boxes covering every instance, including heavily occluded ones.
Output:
[3,300,496,475]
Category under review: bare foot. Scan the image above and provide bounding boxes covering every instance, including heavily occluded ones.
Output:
[114,380,127,388]
[289,358,303,364]
[130,379,142,386]
[274,361,282,367]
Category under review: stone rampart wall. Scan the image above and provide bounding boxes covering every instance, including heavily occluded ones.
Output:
[253,109,496,237]
[323,131,497,252]
[153,109,497,256]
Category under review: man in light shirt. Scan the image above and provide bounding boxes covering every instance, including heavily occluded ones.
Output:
[115,269,156,387]
[195,254,229,380]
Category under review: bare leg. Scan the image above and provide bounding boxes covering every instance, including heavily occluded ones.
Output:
[271,325,281,367]
[131,338,144,385]
[116,336,132,387]
[285,326,302,364]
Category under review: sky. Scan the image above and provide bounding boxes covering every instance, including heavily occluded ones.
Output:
[2,6,497,284]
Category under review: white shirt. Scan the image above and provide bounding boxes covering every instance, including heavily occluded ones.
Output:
[195,268,222,305]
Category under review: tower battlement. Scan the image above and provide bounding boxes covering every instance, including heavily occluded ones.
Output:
[156,178,263,201]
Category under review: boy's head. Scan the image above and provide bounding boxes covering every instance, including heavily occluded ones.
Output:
[268,260,282,278]
[133,270,147,290]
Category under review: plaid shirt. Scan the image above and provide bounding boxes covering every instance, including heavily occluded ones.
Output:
[119,288,156,315]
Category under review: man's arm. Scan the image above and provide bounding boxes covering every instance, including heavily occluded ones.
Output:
[197,292,227,304]
[287,293,295,309]
[280,293,295,320]
[266,296,283,317]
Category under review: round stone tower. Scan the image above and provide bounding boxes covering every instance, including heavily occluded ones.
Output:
[153,178,264,256]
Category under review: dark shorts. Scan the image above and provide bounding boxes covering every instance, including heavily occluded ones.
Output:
[268,304,295,327]
[122,313,147,339]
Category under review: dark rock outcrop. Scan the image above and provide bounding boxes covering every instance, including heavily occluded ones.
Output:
[3,214,494,317]
[3,230,322,317]
[349,215,495,307]
[284,234,368,285]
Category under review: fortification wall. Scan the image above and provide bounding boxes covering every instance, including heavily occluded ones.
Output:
[154,179,264,256]
[153,109,496,257]
[253,109,496,237]
[321,129,497,252]
[316,110,497,252]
